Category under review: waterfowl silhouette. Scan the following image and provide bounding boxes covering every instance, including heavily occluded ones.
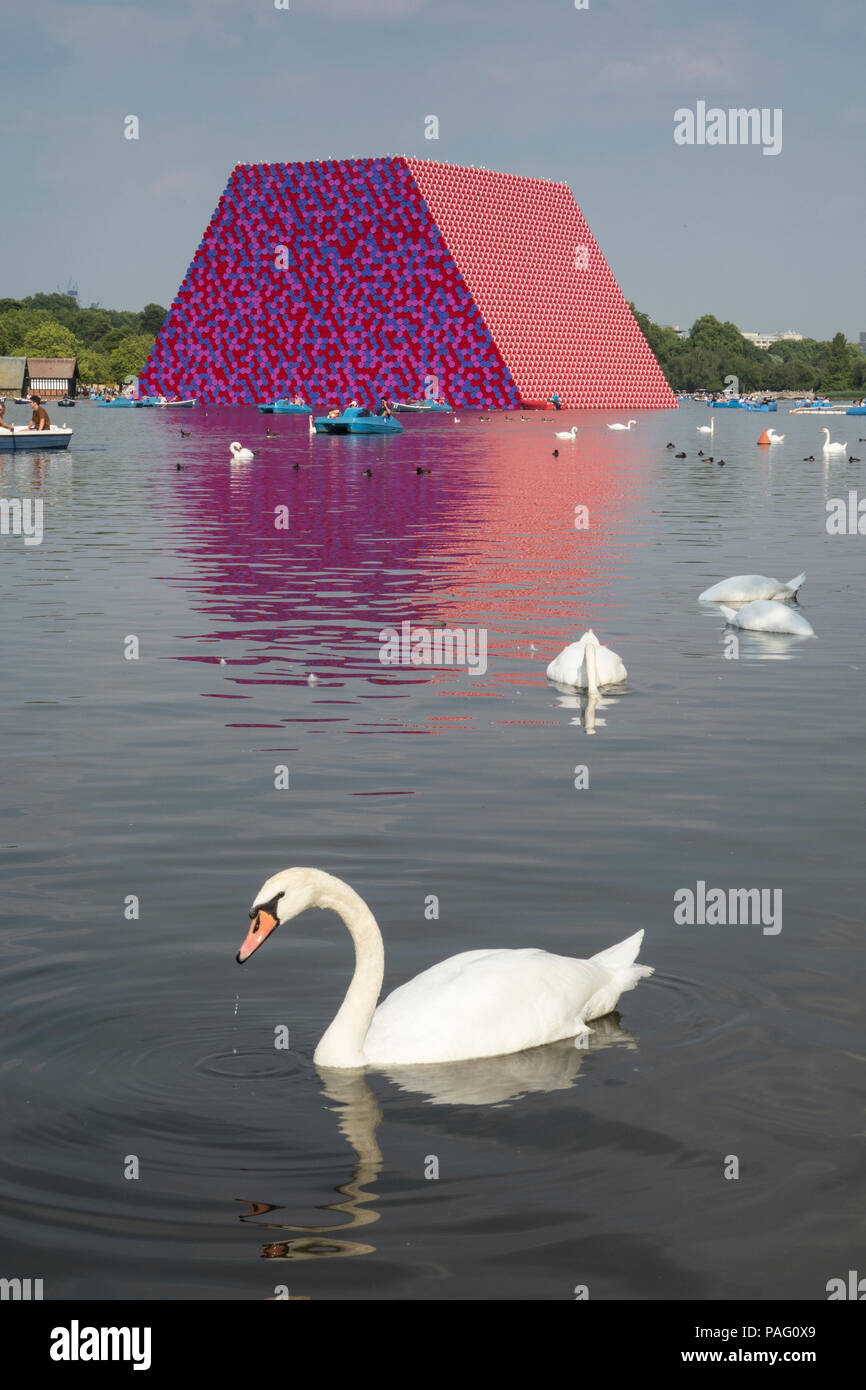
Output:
[416,467,431,475]
[361,469,373,477]
[552,449,559,457]
[675,452,687,459]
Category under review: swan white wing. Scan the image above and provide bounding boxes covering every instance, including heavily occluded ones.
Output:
[723,599,815,635]
[699,574,786,603]
[546,638,626,688]
[363,948,611,1065]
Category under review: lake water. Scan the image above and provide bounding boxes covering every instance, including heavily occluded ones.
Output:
[1,400,863,1301]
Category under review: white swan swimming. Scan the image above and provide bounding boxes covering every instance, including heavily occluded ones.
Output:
[767,429,785,442]
[554,425,579,440]
[229,441,255,461]
[607,420,637,431]
[697,418,715,434]
[820,428,847,455]
[699,572,805,604]
[719,600,816,636]
[545,629,627,693]
[236,868,653,1067]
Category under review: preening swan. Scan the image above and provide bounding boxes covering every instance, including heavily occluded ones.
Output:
[697,418,714,435]
[229,441,255,461]
[767,429,785,442]
[608,420,637,431]
[554,425,579,440]
[236,868,653,1068]
[699,572,805,604]
[545,629,627,694]
[821,428,847,455]
[719,600,816,637]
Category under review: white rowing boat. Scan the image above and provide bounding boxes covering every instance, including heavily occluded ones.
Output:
[0,426,73,452]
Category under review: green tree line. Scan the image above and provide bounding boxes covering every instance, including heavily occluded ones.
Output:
[630,307,865,395]
[0,293,167,386]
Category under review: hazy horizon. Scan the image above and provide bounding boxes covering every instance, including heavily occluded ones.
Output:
[4,0,864,340]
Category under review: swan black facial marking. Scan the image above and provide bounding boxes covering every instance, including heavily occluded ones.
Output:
[250,891,284,921]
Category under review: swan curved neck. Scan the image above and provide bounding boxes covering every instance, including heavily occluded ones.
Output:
[311,873,385,1068]
[584,636,599,696]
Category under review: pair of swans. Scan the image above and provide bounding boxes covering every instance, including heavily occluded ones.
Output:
[699,571,815,636]
[821,429,847,455]
[237,868,652,1068]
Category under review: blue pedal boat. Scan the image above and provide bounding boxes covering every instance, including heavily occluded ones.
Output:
[257,399,313,415]
[312,407,403,435]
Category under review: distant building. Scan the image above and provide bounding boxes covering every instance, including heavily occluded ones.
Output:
[667,325,689,340]
[0,356,27,396]
[25,357,78,397]
[742,331,803,351]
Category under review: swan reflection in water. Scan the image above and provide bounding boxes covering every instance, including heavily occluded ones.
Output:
[237,1016,634,1264]
[549,680,625,734]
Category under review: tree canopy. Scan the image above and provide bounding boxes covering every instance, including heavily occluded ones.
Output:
[0,293,167,384]
[629,308,864,395]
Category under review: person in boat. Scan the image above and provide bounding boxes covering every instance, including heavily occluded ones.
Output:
[551,392,562,411]
[327,408,340,419]
[0,400,13,432]
[28,394,51,431]
[376,397,393,419]
[158,394,167,405]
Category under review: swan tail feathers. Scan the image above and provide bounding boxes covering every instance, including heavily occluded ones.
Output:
[719,605,738,621]
[586,931,653,1017]
[590,929,651,977]
[786,572,806,595]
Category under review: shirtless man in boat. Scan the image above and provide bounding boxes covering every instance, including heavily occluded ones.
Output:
[28,394,51,431]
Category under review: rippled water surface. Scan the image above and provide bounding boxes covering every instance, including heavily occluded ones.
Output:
[1,401,864,1300]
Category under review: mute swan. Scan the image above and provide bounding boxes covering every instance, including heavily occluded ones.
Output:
[699,572,805,604]
[821,429,847,455]
[555,426,579,440]
[719,600,816,637]
[608,420,637,431]
[229,441,255,461]
[309,415,316,435]
[767,429,785,442]
[545,630,627,694]
[697,419,714,435]
[236,868,653,1067]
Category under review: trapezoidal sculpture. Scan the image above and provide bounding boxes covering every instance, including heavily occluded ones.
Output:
[140,157,676,410]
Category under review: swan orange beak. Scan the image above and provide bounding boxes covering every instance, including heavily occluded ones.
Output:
[237,909,279,964]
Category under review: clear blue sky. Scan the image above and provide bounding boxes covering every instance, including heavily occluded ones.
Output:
[5,0,865,339]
